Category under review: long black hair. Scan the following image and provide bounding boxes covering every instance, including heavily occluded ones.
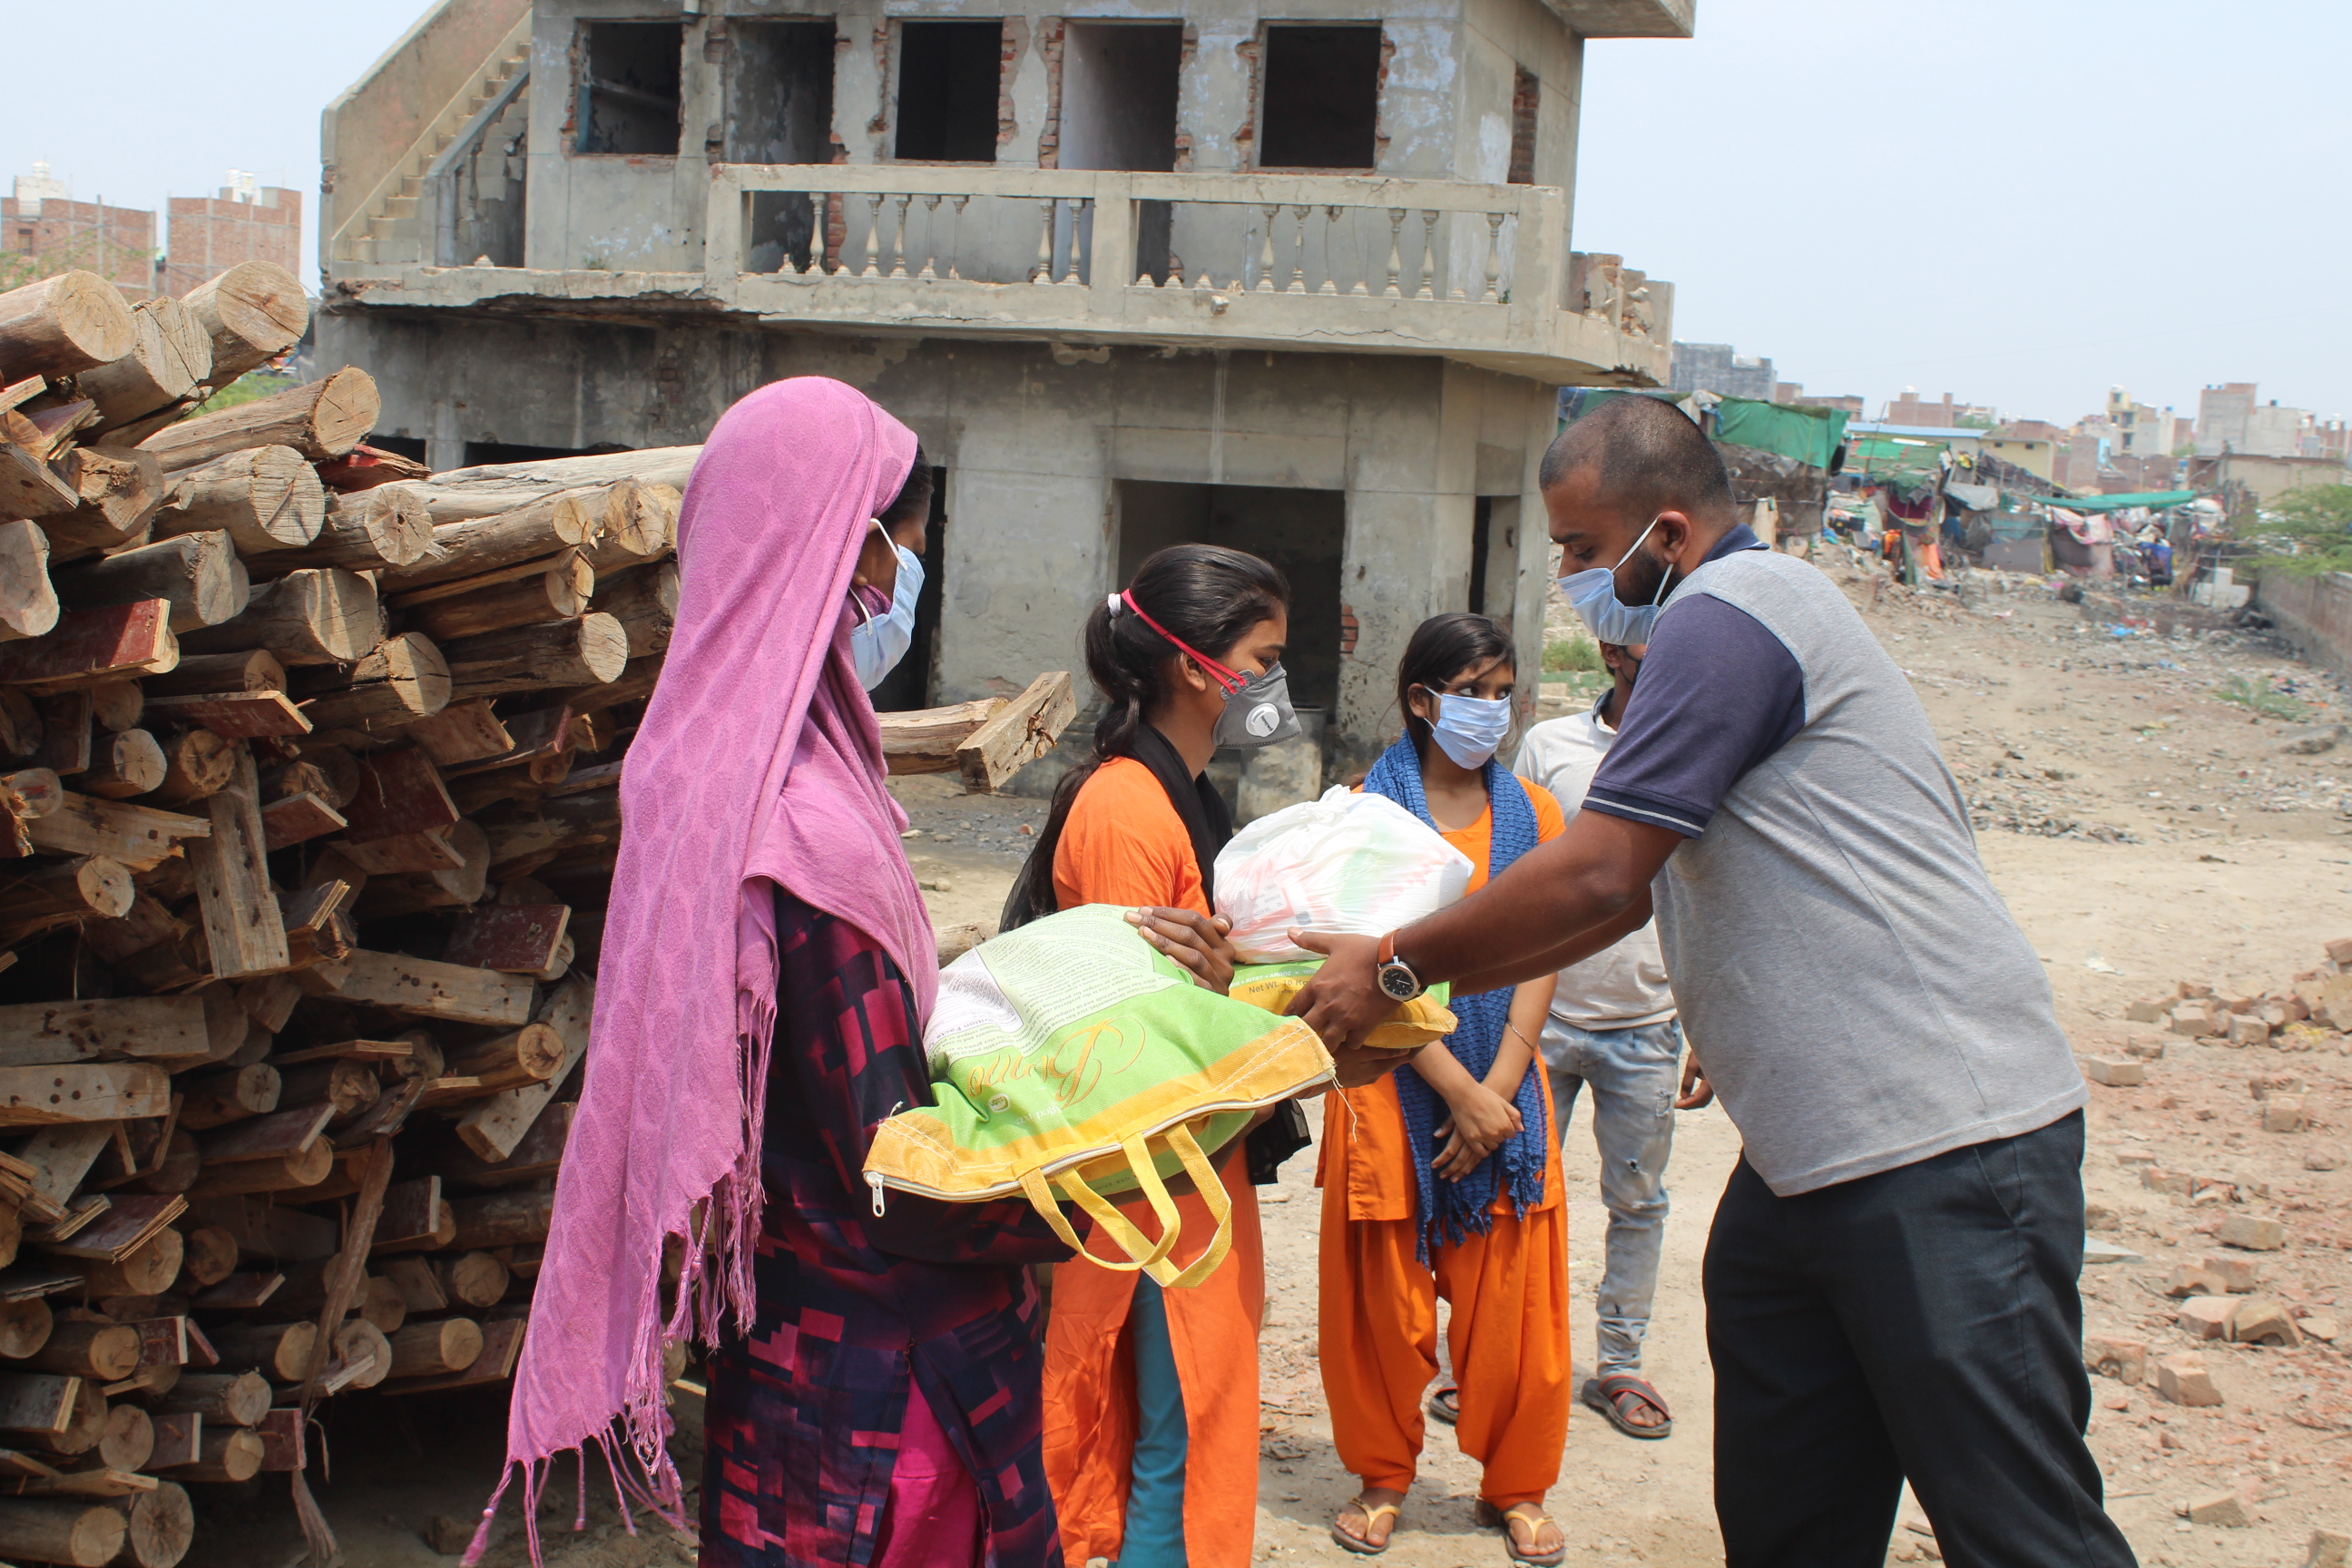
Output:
[1001,544,1289,927]
[1395,612,1516,763]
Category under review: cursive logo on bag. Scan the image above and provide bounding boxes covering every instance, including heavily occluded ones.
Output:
[963,1016,1151,1112]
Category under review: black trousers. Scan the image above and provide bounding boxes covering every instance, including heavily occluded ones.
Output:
[1704,1112,2138,1568]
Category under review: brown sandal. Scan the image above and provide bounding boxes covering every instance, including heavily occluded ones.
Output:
[1476,1500,1566,1567]
[1331,1495,1403,1556]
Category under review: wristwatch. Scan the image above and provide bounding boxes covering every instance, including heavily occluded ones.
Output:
[1375,932,1426,1003]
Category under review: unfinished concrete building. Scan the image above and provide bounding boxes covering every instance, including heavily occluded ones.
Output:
[318,0,1687,796]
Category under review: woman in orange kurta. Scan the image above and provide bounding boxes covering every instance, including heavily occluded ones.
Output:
[1321,613,1572,1564]
[999,544,1298,1568]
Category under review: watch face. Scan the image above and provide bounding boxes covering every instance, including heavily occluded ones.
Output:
[1378,965,1416,1001]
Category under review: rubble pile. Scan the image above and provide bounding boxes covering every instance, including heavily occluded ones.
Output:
[2120,938,2352,1058]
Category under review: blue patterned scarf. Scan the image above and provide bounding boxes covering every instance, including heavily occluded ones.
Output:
[1362,737,1548,1261]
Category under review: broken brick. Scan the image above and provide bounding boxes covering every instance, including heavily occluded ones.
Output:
[2229,1297,2302,1348]
[2183,1488,2249,1527]
[2304,1527,2350,1568]
[2082,1055,2145,1086]
[2249,1073,2305,1100]
[2141,1167,2193,1197]
[2199,1253,2259,1293]
[2082,1333,2147,1385]
[2228,1014,2270,1047]
[2157,1352,2223,1406]
[2304,1315,2341,1343]
[2125,995,2171,1023]
[2175,1297,2239,1340]
[2165,1265,2229,1298]
[2262,1094,2308,1133]
[2218,1213,2287,1251]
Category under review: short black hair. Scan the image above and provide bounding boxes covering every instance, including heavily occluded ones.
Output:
[1539,394,1734,524]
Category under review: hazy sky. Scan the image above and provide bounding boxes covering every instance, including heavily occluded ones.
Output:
[0,3,417,294]
[7,2,2345,432]
[1575,1,2352,426]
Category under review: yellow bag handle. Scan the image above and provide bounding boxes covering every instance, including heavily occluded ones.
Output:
[1016,1135,1184,1274]
[1142,1122,1233,1289]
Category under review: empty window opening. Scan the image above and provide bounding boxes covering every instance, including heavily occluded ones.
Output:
[1507,68,1538,185]
[896,21,1004,162]
[1257,25,1382,170]
[1060,23,1184,282]
[577,22,684,155]
[1467,495,1519,621]
[730,22,838,272]
[867,466,951,713]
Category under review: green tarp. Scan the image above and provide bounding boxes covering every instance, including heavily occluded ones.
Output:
[2023,489,2201,514]
[1709,397,1849,471]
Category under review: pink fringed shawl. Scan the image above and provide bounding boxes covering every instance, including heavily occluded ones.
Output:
[473,378,935,1559]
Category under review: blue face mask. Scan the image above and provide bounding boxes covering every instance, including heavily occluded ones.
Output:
[1426,691,1514,769]
[1558,514,1671,645]
[850,532,925,691]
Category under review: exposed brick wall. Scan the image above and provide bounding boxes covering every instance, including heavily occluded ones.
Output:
[1506,67,1538,185]
[867,22,891,152]
[998,17,1029,155]
[3,199,157,298]
[1035,18,1065,169]
[1172,25,1198,172]
[1232,34,1261,165]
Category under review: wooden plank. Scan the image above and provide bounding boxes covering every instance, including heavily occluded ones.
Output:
[331,828,462,876]
[19,1466,156,1498]
[338,748,458,842]
[267,1039,412,1068]
[258,791,346,852]
[0,1450,58,1481]
[185,750,287,980]
[131,1318,188,1371]
[370,1178,445,1253]
[401,699,511,768]
[10,1124,116,1217]
[253,1407,304,1473]
[0,1374,78,1438]
[0,997,209,1068]
[0,602,175,687]
[443,904,569,974]
[0,1066,169,1128]
[33,1195,183,1263]
[139,691,309,740]
[327,951,536,1028]
[28,1193,107,1244]
[956,671,1078,793]
[195,1104,331,1166]
[455,975,591,1161]
[146,1414,201,1471]
[189,1273,281,1310]
[24,796,208,872]
[880,698,1003,777]
[0,1264,83,1302]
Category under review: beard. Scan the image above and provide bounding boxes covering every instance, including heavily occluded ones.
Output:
[1612,538,1674,608]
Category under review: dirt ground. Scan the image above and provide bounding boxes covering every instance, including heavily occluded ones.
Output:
[210,548,2352,1568]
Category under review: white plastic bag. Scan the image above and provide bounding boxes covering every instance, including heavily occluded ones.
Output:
[1213,787,1474,963]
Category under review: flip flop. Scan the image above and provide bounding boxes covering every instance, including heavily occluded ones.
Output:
[1476,1500,1567,1567]
[1582,1373,1673,1439]
[1426,1385,1460,1426]
[1330,1497,1403,1556]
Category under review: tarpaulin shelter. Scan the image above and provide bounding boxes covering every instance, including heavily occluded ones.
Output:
[2008,488,2200,514]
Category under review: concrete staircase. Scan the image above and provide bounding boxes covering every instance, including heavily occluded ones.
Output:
[332,15,532,268]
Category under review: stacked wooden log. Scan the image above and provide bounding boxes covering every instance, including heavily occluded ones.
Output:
[0,264,1074,1565]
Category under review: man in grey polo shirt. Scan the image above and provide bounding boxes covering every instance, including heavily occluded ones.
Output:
[1290,395,2135,1567]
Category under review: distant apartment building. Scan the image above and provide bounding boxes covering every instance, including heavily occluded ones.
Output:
[1670,341,1775,400]
[162,174,302,298]
[1880,389,1999,428]
[1983,421,2061,483]
[1,162,156,298]
[2104,387,2178,458]
[1772,381,1865,416]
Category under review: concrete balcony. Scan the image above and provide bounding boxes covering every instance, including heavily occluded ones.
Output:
[329,164,1671,387]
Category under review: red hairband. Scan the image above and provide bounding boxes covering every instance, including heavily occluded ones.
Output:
[1109,589,1245,692]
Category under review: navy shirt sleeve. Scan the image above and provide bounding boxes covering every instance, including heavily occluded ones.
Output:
[1583,593,1806,838]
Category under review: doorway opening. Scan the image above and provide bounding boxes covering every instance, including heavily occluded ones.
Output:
[1061,23,1184,281]
[895,22,1004,162]
[867,466,951,714]
[729,22,839,272]
[576,22,684,155]
[1467,495,1520,625]
[1256,24,1382,170]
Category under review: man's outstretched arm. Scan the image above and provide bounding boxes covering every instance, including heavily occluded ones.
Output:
[1287,808,1682,1048]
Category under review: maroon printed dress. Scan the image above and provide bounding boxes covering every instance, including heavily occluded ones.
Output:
[699,891,1071,1567]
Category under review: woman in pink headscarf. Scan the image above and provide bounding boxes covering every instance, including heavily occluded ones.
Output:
[485,378,1070,1568]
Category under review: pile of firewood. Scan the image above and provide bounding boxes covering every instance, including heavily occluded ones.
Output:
[0,264,1073,1566]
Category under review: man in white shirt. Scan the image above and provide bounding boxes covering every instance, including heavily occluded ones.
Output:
[1512,639,1691,1440]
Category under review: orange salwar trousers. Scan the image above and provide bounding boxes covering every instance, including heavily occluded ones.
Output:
[1042,1147,1264,1567]
[1318,1075,1570,1507]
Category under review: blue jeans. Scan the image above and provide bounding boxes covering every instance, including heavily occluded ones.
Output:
[1542,1016,1682,1377]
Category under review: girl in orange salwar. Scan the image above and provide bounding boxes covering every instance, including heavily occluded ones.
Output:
[1320,613,1571,1565]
